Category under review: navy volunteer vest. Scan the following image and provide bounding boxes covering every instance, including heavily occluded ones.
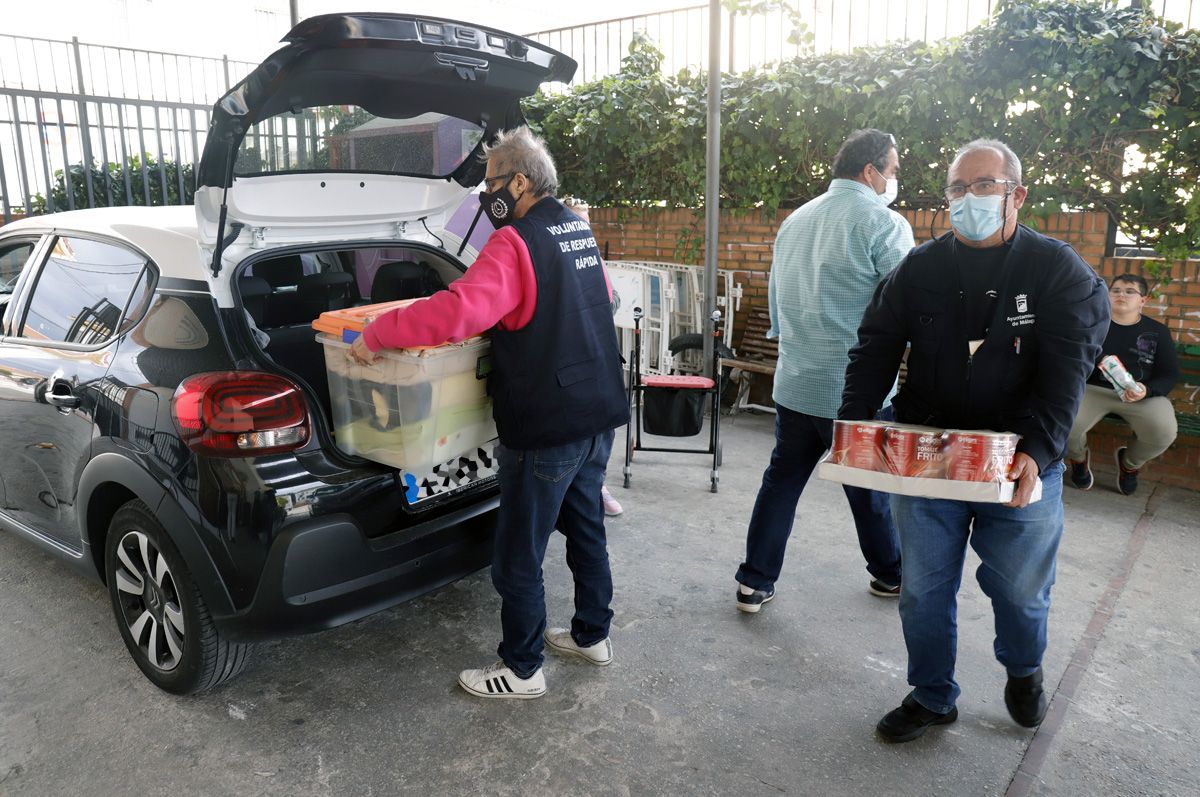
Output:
[488,197,629,450]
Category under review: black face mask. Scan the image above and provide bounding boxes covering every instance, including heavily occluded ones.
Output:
[480,183,523,230]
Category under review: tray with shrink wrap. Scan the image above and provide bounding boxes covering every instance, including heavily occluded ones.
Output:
[318,333,497,475]
[818,421,1042,504]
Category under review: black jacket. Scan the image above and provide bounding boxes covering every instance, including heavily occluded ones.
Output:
[840,224,1110,473]
[1086,314,1180,398]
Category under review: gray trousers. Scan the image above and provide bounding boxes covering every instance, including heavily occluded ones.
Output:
[1067,385,1178,469]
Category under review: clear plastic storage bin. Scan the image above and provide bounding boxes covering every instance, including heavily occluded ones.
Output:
[318,334,496,475]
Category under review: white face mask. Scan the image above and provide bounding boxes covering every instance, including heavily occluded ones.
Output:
[950,193,1005,241]
[879,177,898,206]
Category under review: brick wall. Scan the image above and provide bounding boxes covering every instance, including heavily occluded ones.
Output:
[591,206,1200,489]
[591,208,1127,347]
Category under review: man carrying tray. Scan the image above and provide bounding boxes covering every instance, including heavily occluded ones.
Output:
[349,127,628,699]
[839,139,1109,741]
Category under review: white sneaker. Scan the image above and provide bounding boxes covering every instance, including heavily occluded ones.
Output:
[457,661,546,699]
[544,627,613,666]
[600,485,623,516]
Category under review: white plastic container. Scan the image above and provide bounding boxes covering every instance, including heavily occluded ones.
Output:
[318,333,497,475]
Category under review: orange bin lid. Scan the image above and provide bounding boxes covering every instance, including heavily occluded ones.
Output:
[311,298,424,338]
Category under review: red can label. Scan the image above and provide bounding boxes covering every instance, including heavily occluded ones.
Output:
[831,420,889,472]
[886,428,946,478]
[944,431,1019,482]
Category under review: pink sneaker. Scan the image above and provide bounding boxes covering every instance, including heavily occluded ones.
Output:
[600,485,623,516]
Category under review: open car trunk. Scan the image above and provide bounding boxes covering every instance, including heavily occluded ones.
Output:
[234,242,498,503]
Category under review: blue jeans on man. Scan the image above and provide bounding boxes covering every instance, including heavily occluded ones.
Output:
[492,430,615,678]
[889,462,1066,714]
[735,404,902,591]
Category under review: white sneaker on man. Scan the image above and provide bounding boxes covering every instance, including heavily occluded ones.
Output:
[544,627,613,666]
[457,661,547,699]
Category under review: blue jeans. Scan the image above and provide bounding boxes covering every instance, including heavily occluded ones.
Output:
[492,431,615,678]
[890,461,1066,714]
[735,405,902,590]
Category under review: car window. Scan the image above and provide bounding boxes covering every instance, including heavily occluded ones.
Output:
[0,239,37,292]
[234,107,485,179]
[18,236,148,345]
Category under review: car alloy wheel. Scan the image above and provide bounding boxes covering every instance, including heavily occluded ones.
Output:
[112,529,186,671]
[105,499,251,693]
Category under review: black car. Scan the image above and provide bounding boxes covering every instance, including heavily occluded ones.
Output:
[0,13,576,693]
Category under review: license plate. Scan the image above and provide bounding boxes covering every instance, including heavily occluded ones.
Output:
[402,442,498,505]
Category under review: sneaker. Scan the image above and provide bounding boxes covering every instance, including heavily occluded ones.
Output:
[735,583,775,613]
[868,579,901,598]
[457,661,546,700]
[1115,447,1139,496]
[1068,451,1094,490]
[544,627,613,666]
[1005,667,1048,728]
[876,693,959,743]
[600,485,623,516]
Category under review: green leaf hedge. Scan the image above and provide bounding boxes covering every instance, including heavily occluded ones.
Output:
[524,0,1200,263]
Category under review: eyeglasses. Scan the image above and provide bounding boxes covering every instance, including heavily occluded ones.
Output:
[483,172,515,191]
[1109,287,1144,297]
[943,179,1017,201]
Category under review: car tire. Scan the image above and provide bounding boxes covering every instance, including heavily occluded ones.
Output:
[104,499,251,694]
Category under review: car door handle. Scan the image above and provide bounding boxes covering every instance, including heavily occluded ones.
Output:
[46,380,81,409]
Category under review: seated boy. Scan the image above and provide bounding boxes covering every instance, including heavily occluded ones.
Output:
[1066,273,1180,495]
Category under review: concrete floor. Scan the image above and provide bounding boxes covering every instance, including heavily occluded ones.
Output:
[1,413,1197,796]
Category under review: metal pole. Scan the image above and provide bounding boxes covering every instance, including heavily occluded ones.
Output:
[71,37,96,207]
[702,0,721,375]
[290,0,300,28]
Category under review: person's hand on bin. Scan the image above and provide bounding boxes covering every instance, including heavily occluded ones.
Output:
[348,334,381,366]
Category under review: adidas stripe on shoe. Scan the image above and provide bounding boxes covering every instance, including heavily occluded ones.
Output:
[457,660,546,700]
[544,627,613,666]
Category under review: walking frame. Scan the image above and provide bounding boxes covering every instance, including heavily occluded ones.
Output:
[623,308,724,493]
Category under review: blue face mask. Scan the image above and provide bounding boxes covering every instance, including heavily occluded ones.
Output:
[949,193,1005,241]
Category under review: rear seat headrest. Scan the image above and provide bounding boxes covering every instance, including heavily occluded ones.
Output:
[371,261,446,302]
[256,255,305,288]
[239,276,272,298]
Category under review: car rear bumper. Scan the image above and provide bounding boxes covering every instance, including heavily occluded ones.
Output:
[213,494,498,640]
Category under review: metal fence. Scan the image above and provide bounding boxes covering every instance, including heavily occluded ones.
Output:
[0,34,258,221]
[530,0,1200,84]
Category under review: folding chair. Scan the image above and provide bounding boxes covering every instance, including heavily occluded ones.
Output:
[623,308,724,493]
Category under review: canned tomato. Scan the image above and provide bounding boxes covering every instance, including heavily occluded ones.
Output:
[944,430,1020,482]
[886,426,946,478]
[831,420,889,472]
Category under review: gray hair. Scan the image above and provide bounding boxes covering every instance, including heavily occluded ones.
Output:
[481,126,558,196]
[952,138,1022,184]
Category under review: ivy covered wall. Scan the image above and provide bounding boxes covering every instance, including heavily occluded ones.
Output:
[527,0,1200,264]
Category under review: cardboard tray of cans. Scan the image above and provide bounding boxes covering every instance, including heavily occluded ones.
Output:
[816,420,1042,504]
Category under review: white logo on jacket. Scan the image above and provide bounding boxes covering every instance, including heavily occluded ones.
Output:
[1015,293,1029,313]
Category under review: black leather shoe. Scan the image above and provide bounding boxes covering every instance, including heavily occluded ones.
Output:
[876,693,958,743]
[1005,668,1048,727]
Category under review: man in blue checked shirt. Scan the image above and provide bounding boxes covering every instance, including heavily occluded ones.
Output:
[734,129,913,614]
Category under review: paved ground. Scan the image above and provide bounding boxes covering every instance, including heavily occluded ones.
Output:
[1,412,1197,796]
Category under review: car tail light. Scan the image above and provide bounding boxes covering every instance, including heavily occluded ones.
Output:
[171,371,310,456]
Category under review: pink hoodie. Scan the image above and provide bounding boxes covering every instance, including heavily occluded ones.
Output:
[362,224,610,351]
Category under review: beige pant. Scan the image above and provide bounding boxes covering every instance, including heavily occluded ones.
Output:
[1067,385,1178,469]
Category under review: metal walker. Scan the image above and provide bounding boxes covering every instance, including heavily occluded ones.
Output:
[623,308,724,493]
